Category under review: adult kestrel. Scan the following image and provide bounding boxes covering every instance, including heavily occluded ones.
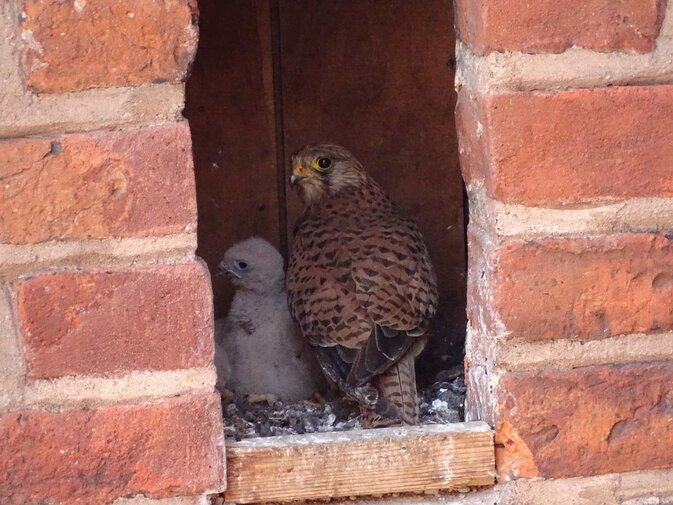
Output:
[286,144,438,427]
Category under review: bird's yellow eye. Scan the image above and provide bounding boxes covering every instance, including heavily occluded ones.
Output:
[311,157,332,171]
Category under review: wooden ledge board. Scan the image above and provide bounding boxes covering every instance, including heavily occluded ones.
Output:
[224,421,495,503]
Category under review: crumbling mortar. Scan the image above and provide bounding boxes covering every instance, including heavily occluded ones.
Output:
[1,252,197,283]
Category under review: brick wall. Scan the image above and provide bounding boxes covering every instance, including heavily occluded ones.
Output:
[4,0,673,503]
[0,2,225,505]
[456,0,673,501]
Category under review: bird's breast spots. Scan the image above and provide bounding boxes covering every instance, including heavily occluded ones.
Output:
[336,273,350,284]
[375,257,395,268]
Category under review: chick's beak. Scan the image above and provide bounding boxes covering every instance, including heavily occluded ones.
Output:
[290,164,310,186]
[217,260,240,279]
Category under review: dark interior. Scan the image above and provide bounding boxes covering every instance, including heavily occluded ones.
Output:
[184,0,465,384]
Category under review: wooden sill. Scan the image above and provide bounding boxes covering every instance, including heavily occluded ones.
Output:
[224,421,495,503]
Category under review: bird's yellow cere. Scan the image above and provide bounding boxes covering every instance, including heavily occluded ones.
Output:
[292,164,312,179]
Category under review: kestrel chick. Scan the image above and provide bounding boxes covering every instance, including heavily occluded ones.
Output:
[287,144,438,427]
[217,237,325,402]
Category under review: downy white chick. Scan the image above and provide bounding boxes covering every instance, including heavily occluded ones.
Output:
[216,237,325,401]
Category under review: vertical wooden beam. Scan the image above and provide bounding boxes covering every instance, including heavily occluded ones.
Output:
[185,0,280,317]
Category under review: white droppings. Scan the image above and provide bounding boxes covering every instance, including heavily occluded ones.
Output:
[73,0,86,13]
[431,399,448,410]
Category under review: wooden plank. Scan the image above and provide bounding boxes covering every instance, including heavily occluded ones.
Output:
[224,422,495,503]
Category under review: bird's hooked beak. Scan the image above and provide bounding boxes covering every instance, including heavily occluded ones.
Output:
[290,164,311,186]
[217,260,241,279]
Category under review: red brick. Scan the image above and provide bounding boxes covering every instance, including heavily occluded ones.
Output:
[455,0,664,55]
[480,363,673,479]
[20,0,198,93]
[468,231,673,341]
[0,123,197,244]
[17,261,213,380]
[0,394,225,505]
[457,85,673,206]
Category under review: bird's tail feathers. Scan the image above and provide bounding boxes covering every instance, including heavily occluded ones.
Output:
[359,352,418,427]
[348,325,412,387]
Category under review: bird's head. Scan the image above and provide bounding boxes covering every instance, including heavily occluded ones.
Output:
[217,237,285,292]
[289,144,367,205]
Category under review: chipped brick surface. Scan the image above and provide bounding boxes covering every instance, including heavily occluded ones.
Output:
[0,123,197,244]
[489,363,673,479]
[468,231,673,342]
[17,261,213,380]
[0,394,225,505]
[457,85,673,206]
[20,0,199,93]
[455,0,664,55]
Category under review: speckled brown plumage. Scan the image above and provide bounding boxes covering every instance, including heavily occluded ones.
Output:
[287,144,438,427]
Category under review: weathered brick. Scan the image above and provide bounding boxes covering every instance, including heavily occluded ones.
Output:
[457,85,673,206]
[0,123,197,244]
[455,0,664,55]
[0,394,225,505]
[479,363,673,479]
[20,0,198,93]
[468,231,673,341]
[17,261,213,380]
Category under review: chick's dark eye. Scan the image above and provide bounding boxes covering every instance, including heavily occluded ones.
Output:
[235,261,248,270]
[317,157,332,169]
